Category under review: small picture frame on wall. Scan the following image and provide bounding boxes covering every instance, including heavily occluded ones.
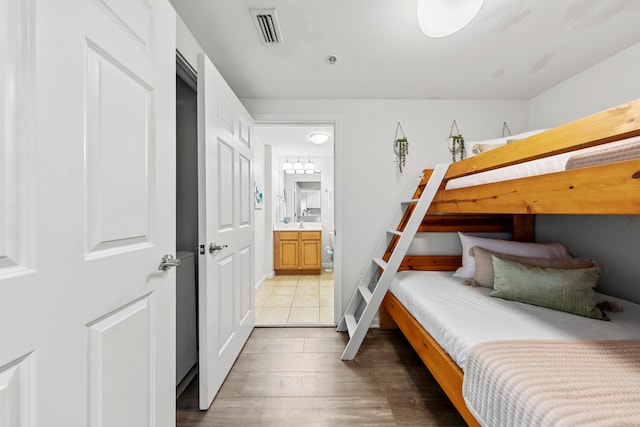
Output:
[254,182,264,209]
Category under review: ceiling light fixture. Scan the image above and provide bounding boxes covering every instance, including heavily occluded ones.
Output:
[417,0,484,38]
[308,132,330,145]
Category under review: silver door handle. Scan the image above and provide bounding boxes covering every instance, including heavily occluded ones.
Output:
[209,243,228,253]
[158,254,180,271]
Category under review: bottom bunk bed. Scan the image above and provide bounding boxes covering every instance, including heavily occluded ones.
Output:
[381,270,640,427]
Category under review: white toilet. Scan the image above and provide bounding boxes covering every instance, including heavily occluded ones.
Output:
[325,231,335,271]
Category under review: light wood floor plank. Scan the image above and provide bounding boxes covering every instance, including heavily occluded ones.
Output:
[176,328,466,426]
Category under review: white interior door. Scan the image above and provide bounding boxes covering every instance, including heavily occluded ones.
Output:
[0,1,176,425]
[197,54,255,409]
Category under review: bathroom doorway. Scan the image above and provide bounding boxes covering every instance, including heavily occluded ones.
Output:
[254,122,338,326]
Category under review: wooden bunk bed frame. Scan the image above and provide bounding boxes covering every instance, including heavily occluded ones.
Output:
[379,99,640,427]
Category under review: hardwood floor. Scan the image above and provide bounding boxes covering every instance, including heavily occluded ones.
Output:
[176,327,466,426]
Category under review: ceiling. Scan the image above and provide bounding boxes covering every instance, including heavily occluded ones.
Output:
[172,0,640,100]
[255,124,334,157]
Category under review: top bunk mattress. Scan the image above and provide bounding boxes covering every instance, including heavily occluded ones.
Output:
[445,135,640,190]
[389,270,640,371]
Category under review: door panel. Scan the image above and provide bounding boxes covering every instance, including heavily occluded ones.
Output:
[198,54,255,409]
[99,0,153,49]
[218,255,235,347]
[0,354,35,426]
[85,44,154,255]
[240,246,252,320]
[0,0,33,277]
[0,0,176,425]
[218,138,234,229]
[239,154,251,226]
[87,296,154,427]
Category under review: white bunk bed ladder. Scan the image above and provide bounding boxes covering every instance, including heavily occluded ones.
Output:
[338,163,449,360]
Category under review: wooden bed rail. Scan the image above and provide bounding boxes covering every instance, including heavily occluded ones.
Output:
[382,293,481,427]
[445,97,640,180]
[430,159,640,214]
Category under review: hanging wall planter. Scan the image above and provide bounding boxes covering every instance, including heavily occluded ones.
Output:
[448,120,465,162]
[394,122,409,173]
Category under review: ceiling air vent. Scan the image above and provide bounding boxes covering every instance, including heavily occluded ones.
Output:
[250,8,283,45]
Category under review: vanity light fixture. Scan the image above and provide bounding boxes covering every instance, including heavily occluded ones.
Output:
[417,0,484,38]
[283,156,318,175]
[304,157,314,170]
[282,157,293,170]
[308,132,330,145]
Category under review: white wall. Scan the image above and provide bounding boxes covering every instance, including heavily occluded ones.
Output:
[530,41,640,129]
[244,99,529,312]
[176,14,204,75]
[530,41,640,304]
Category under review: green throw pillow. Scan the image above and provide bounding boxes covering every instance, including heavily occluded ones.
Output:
[489,256,608,320]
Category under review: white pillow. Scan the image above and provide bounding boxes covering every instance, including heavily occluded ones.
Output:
[464,129,549,158]
[452,232,570,278]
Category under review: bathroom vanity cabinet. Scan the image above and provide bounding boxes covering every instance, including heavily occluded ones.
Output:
[274,230,322,275]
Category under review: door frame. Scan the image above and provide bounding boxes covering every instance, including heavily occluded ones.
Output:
[174,52,199,396]
[253,115,343,324]
[177,51,197,92]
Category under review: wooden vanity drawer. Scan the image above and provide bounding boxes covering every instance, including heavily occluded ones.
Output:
[278,231,300,240]
[300,231,321,240]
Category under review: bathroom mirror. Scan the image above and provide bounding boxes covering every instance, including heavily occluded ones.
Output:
[295,181,321,222]
[280,172,322,223]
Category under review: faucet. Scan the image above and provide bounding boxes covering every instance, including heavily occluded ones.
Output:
[298,220,304,229]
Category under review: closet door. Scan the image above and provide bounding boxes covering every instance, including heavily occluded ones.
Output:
[0,0,176,425]
[197,53,255,409]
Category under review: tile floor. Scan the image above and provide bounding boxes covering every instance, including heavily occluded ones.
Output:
[255,272,334,325]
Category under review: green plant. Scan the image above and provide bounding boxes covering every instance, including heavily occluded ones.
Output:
[449,134,465,162]
[394,136,409,173]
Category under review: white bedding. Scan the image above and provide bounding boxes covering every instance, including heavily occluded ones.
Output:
[389,270,640,370]
[446,136,640,190]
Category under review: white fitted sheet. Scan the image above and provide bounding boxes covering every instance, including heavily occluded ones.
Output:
[389,271,640,371]
[445,136,640,190]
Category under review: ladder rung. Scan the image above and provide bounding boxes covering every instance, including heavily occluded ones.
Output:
[358,285,372,304]
[401,198,419,205]
[344,314,357,337]
[387,229,403,236]
[373,257,388,269]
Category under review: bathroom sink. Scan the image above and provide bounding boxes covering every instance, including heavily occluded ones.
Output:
[274,223,322,231]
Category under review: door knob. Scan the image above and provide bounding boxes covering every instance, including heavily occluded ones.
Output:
[209,243,228,253]
[158,254,180,271]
